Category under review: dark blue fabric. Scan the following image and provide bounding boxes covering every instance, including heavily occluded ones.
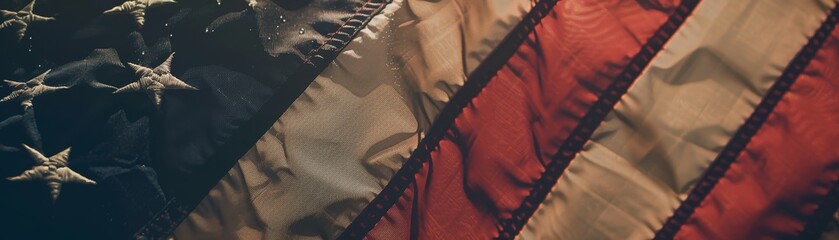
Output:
[0,0,377,238]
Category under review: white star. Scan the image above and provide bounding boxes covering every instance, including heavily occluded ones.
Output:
[247,0,258,8]
[8,144,96,203]
[1,70,68,109]
[103,0,177,27]
[0,0,55,40]
[114,53,197,108]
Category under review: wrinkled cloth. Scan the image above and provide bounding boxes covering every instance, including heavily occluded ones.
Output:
[0,0,371,238]
[175,0,531,239]
[675,15,839,240]
[367,0,677,238]
[520,0,835,239]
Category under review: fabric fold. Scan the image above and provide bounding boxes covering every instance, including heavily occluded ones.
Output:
[670,9,839,239]
[175,0,532,239]
[520,0,835,239]
[364,0,681,238]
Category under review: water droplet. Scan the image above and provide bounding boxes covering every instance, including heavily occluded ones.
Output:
[164,23,168,27]
[267,37,271,40]
[169,34,173,37]
[37,64,41,68]
[280,15,287,23]
[205,28,209,33]
[217,0,221,5]
[298,28,305,34]
[141,51,145,55]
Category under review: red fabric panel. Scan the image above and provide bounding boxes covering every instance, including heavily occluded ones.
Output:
[674,21,839,240]
[366,1,675,239]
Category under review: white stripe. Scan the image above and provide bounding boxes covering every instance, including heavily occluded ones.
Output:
[521,0,835,239]
[175,0,533,239]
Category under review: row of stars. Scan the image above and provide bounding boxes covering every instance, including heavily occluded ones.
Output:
[1,52,196,203]
[0,0,281,204]
[1,0,176,41]
[2,0,274,41]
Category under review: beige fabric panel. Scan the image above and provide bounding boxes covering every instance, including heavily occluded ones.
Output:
[519,0,835,239]
[174,162,265,239]
[175,0,532,239]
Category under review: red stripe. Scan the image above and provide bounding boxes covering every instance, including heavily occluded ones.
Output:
[671,14,839,240]
[365,0,678,238]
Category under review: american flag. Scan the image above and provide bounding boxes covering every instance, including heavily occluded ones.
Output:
[1,0,838,239]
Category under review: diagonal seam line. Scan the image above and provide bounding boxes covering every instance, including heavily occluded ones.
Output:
[652,5,839,240]
[798,12,839,240]
[337,0,563,238]
[496,0,701,239]
[133,1,393,238]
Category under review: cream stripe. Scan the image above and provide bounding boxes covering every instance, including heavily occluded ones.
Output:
[175,0,533,239]
[520,0,835,239]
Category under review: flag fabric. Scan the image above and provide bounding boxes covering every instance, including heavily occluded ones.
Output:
[1,0,838,239]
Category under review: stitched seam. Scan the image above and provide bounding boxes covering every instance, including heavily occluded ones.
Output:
[496,1,700,239]
[653,6,839,240]
[303,0,383,65]
[338,0,564,238]
[132,1,392,238]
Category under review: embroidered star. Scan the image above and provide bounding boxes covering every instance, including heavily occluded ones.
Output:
[103,0,177,27]
[114,53,197,108]
[0,0,55,40]
[1,70,68,109]
[7,144,96,203]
